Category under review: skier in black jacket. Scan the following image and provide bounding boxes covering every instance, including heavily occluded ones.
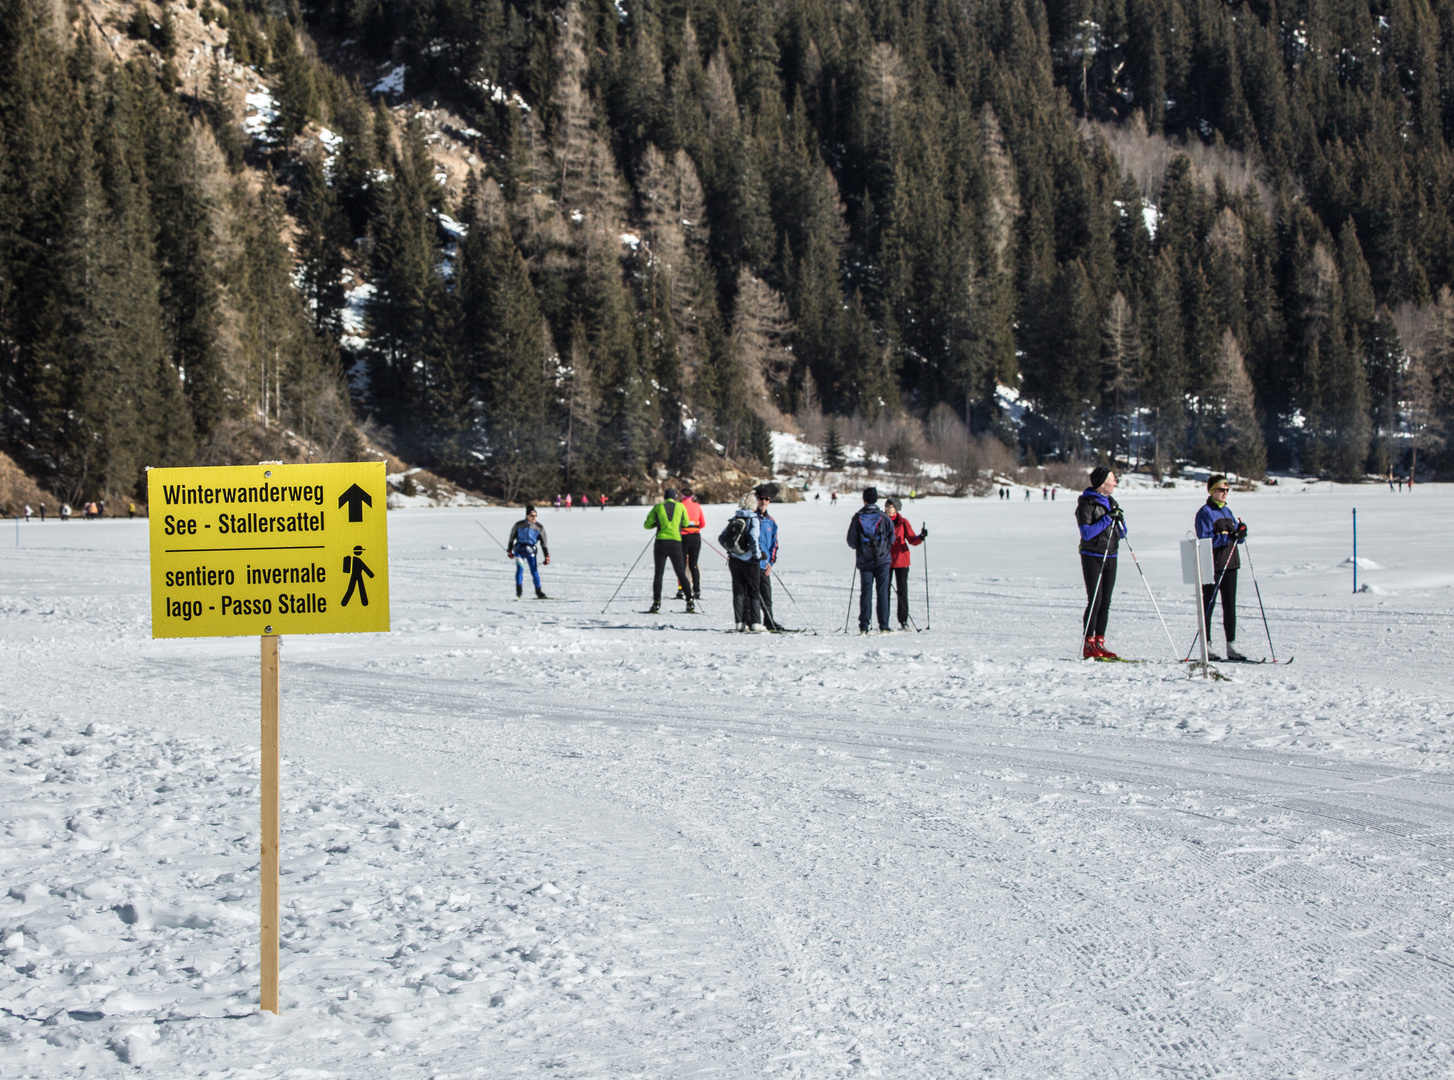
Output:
[1076,467,1126,658]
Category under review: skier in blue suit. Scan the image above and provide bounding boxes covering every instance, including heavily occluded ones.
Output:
[1194,475,1247,660]
[507,506,550,599]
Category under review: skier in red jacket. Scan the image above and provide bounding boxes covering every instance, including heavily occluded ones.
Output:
[884,497,926,630]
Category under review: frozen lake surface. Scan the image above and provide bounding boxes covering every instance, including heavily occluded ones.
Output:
[3,483,1454,1077]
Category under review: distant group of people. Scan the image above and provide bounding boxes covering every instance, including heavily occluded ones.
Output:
[503,481,934,636]
[552,493,608,510]
[16,500,115,522]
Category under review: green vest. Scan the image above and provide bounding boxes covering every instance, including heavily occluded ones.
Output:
[645,499,687,541]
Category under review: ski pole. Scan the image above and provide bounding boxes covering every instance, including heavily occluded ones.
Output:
[602,535,654,613]
[704,538,729,561]
[770,570,818,636]
[1118,529,1180,661]
[842,567,857,634]
[1240,540,1279,662]
[1079,550,1111,656]
[922,523,931,631]
[476,520,509,554]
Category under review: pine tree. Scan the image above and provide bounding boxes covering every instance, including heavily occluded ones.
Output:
[1101,291,1142,465]
[297,148,348,337]
[1211,329,1266,478]
[822,416,845,469]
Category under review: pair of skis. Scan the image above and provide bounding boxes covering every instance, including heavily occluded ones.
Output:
[1086,654,1294,665]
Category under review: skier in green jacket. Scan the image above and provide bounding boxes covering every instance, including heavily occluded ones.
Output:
[644,487,695,613]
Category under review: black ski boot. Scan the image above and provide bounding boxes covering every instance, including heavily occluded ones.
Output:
[535,588,548,600]
[686,599,696,614]
[516,583,523,600]
[648,602,660,614]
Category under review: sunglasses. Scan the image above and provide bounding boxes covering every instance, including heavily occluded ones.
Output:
[1213,486,1230,493]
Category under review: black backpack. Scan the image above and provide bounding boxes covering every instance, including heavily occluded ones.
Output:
[719,515,753,556]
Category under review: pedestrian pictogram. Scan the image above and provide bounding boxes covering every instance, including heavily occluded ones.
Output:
[341,545,373,607]
[147,461,389,638]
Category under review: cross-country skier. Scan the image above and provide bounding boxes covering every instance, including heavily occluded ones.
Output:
[721,493,764,631]
[676,487,705,601]
[1076,467,1126,658]
[884,497,926,630]
[1195,474,1248,660]
[644,488,695,613]
[507,506,550,599]
[847,487,895,634]
[755,486,780,630]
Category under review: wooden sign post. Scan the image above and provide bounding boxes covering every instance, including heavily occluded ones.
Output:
[146,461,390,1013]
[260,634,281,1014]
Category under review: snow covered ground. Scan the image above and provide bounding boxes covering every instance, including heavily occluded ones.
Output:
[4,485,1454,1077]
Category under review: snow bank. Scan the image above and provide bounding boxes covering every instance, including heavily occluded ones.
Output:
[371,65,406,97]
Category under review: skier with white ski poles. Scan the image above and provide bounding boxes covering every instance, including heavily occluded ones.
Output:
[506,505,550,599]
[847,487,895,634]
[1194,474,1248,660]
[884,497,926,631]
[644,488,695,614]
[754,485,781,631]
[675,486,705,602]
[721,493,765,631]
[1076,467,1126,658]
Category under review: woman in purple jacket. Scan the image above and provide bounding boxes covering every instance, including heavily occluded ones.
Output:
[1075,467,1125,658]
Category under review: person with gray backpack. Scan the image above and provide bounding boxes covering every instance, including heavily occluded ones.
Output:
[720,493,765,631]
[846,487,895,634]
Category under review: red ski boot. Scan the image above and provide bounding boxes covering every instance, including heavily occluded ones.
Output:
[1094,636,1118,659]
[1083,636,1101,659]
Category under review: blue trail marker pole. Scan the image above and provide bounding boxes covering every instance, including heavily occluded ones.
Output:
[1352,508,1358,593]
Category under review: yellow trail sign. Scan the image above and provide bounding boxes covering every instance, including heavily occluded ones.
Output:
[148,461,389,638]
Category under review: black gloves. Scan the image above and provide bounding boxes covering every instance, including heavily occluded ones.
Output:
[1235,522,1247,541]
[919,525,928,540]
[1110,507,1125,522]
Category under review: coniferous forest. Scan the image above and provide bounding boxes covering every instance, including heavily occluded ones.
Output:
[5,0,1454,506]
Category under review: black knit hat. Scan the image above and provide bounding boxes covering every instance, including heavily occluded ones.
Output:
[1089,466,1110,490]
[863,486,878,503]
[663,487,679,500]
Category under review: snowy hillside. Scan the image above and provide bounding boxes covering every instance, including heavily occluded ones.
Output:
[4,486,1454,1076]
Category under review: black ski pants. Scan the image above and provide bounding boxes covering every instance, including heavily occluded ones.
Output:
[892,566,911,626]
[652,539,689,604]
[680,532,702,597]
[729,557,762,625]
[1080,553,1117,638]
[759,569,776,629]
[1202,569,1237,642]
[859,563,892,631]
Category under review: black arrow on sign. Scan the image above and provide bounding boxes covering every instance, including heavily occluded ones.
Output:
[338,483,373,522]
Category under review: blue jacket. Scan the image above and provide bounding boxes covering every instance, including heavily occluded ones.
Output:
[1195,498,1242,571]
[507,519,548,558]
[1076,490,1124,558]
[756,512,779,571]
[725,508,763,562]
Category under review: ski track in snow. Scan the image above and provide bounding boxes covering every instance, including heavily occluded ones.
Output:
[3,488,1454,1077]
